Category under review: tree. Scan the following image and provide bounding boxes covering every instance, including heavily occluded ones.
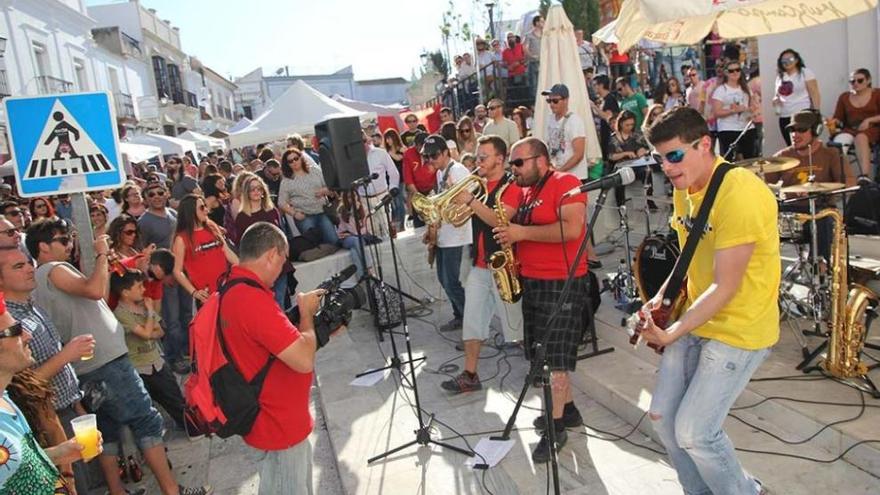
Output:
[541,0,602,36]
[428,50,450,81]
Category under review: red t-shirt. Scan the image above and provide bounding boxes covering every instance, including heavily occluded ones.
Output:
[220,266,313,450]
[182,228,228,293]
[516,171,588,280]
[107,254,164,310]
[503,44,526,76]
[475,179,522,269]
[402,147,435,194]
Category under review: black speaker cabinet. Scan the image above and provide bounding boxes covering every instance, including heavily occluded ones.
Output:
[314,116,369,190]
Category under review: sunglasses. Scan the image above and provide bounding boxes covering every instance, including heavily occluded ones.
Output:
[5,210,22,217]
[34,203,47,209]
[726,67,741,73]
[850,78,866,85]
[651,138,703,165]
[0,322,24,339]
[146,190,166,198]
[197,204,207,211]
[123,229,137,236]
[688,73,698,78]
[288,154,302,161]
[459,128,472,133]
[509,155,540,168]
[372,134,382,138]
[248,185,263,192]
[51,235,71,247]
[545,98,563,104]
[0,228,19,238]
[781,56,797,64]
[405,119,418,124]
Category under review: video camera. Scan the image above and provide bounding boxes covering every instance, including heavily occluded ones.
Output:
[287,265,359,348]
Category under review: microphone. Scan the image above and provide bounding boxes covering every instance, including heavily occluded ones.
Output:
[351,173,379,187]
[370,188,399,214]
[562,168,636,198]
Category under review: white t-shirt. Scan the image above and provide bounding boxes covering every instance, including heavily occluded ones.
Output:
[435,161,473,248]
[577,42,595,70]
[775,68,816,117]
[712,84,751,132]
[545,112,588,179]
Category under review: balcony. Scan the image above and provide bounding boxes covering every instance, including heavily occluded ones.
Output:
[36,75,74,95]
[120,32,142,58]
[115,92,136,120]
[0,70,9,100]
[186,91,198,108]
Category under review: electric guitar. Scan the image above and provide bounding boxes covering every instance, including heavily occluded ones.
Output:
[626,283,687,354]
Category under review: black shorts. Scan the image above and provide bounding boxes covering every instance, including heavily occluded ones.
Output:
[522,276,589,371]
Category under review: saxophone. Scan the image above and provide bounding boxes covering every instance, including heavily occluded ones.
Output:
[488,179,522,303]
[795,209,879,378]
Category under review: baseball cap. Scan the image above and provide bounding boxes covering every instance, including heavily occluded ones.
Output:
[786,110,820,132]
[420,134,448,156]
[541,84,570,99]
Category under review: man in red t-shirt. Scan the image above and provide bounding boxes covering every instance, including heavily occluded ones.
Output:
[402,132,435,228]
[219,222,329,493]
[440,135,523,394]
[493,137,589,464]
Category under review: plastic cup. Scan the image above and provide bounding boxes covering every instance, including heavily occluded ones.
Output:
[70,414,100,460]
[80,334,95,361]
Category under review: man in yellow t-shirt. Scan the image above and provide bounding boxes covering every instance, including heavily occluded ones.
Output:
[640,107,778,495]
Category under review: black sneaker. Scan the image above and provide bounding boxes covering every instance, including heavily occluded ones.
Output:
[179,486,213,495]
[438,318,463,332]
[533,406,583,432]
[440,371,482,394]
[531,429,568,464]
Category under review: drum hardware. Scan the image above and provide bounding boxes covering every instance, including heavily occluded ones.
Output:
[780,182,846,195]
[735,156,800,178]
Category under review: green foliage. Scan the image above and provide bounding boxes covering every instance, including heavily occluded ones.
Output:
[429,50,449,81]
[542,0,602,36]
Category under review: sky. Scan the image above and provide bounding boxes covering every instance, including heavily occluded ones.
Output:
[86,0,540,82]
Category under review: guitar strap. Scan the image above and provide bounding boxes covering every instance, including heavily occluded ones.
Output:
[660,162,735,306]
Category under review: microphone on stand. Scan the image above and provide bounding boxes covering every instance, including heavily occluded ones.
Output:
[370,188,400,214]
[562,167,636,199]
[352,172,380,187]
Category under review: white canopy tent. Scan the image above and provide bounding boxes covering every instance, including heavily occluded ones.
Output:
[227,80,374,148]
[178,130,227,153]
[227,118,252,134]
[331,95,405,129]
[126,133,199,157]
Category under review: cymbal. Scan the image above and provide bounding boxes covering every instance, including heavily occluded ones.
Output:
[734,156,799,174]
[780,182,846,194]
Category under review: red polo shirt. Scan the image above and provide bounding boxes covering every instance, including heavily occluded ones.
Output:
[219,266,313,450]
[516,171,588,280]
[107,254,164,310]
[402,147,435,194]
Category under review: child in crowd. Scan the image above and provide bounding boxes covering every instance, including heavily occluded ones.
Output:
[460,153,477,172]
[111,269,201,438]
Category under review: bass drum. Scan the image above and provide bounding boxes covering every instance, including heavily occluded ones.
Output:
[633,235,680,303]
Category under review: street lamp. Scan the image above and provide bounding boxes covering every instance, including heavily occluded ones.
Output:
[485,2,496,40]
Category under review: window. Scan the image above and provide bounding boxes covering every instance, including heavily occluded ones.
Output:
[152,56,169,99]
[243,105,253,119]
[32,42,49,77]
[73,58,87,91]
[107,67,121,94]
[168,64,184,104]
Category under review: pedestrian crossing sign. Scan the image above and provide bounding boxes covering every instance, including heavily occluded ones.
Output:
[4,91,125,197]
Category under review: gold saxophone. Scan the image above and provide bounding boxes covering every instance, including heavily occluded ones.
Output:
[795,209,879,379]
[488,179,522,303]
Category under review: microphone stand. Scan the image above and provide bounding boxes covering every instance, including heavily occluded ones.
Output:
[722,120,754,162]
[492,186,615,495]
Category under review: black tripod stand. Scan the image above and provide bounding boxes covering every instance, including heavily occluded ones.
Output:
[366,198,473,463]
[492,187,613,495]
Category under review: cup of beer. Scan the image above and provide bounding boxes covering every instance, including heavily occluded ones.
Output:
[80,333,95,361]
[70,414,100,460]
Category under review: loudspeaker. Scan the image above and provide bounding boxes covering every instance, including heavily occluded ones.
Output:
[314,117,369,190]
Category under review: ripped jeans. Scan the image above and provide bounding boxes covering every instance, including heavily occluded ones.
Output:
[649,334,770,495]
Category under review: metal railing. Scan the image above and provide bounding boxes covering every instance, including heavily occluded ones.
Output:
[186,91,198,108]
[0,70,9,100]
[430,60,533,114]
[115,92,135,119]
[36,75,74,95]
[120,31,142,57]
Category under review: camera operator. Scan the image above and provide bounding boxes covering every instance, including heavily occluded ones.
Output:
[219,221,333,494]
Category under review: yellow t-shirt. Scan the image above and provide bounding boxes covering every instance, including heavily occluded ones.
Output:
[671,157,780,350]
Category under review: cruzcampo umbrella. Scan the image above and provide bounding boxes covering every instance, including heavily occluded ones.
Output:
[533,4,602,176]
[615,0,878,52]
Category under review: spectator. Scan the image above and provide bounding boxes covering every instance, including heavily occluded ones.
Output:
[107,214,141,257]
[830,68,880,179]
[685,68,707,115]
[200,174,229,227]
[440,123,461,161]
[575,29,595,71]
[233,174,291,308]
[171,194,239,304]
[482,98,520,147]
[490,39,507,79]
[642,104,665,135]
[664,77,686,110]
[361,131,401,238]
[256,156,283,206]
[502,32,527,101]
[0,202,26,231]
[91,189,121,223]
[53,195,73,221]
[402,132,434,228]
[749,67,764,156]
[400,114,421,147]
[168,157,200,210]
[439,107,455,124]
[773,48,820,146]
[703,24,724,73]
[218,222,329,494]
[460,152,476,172]
[511,107,529,139]
[524,15,544,97]
[89,203,109,239]
[616,77,649,129]
[712,60,756,160]
[609,110,652,208]
[456,116,479,155]
[29,197,55,222]
[383,129,407,231]
[473,104,488,134]
[121,183,146,219]
[542,84,588,179]
[28,218,209,495]
[583,66,597,101]
[278,150,338,245]
[369,130,383,148]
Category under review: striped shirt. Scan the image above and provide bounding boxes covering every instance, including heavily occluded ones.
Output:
[6,299,82,411]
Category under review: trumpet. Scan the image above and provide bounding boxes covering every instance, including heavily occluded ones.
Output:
[411,170,487,227]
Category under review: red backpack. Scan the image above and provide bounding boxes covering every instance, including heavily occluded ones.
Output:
[184,278,274,438]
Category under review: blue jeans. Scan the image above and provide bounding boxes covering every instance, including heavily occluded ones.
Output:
[435,246,465,320]
[273,275,288,310]
[257,437,312,494]
[650,334,769,495]
[527,60,540,98]
[161,283,193,363]
[295,213,339,245]
[391,187,406,230]
[78,356,165,456]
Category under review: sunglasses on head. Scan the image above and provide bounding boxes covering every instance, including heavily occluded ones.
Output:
[0,322,24,339]
[509,155,540,168]
[51,235,71,247]
[650,138,703,165]
[850,77,866,84]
